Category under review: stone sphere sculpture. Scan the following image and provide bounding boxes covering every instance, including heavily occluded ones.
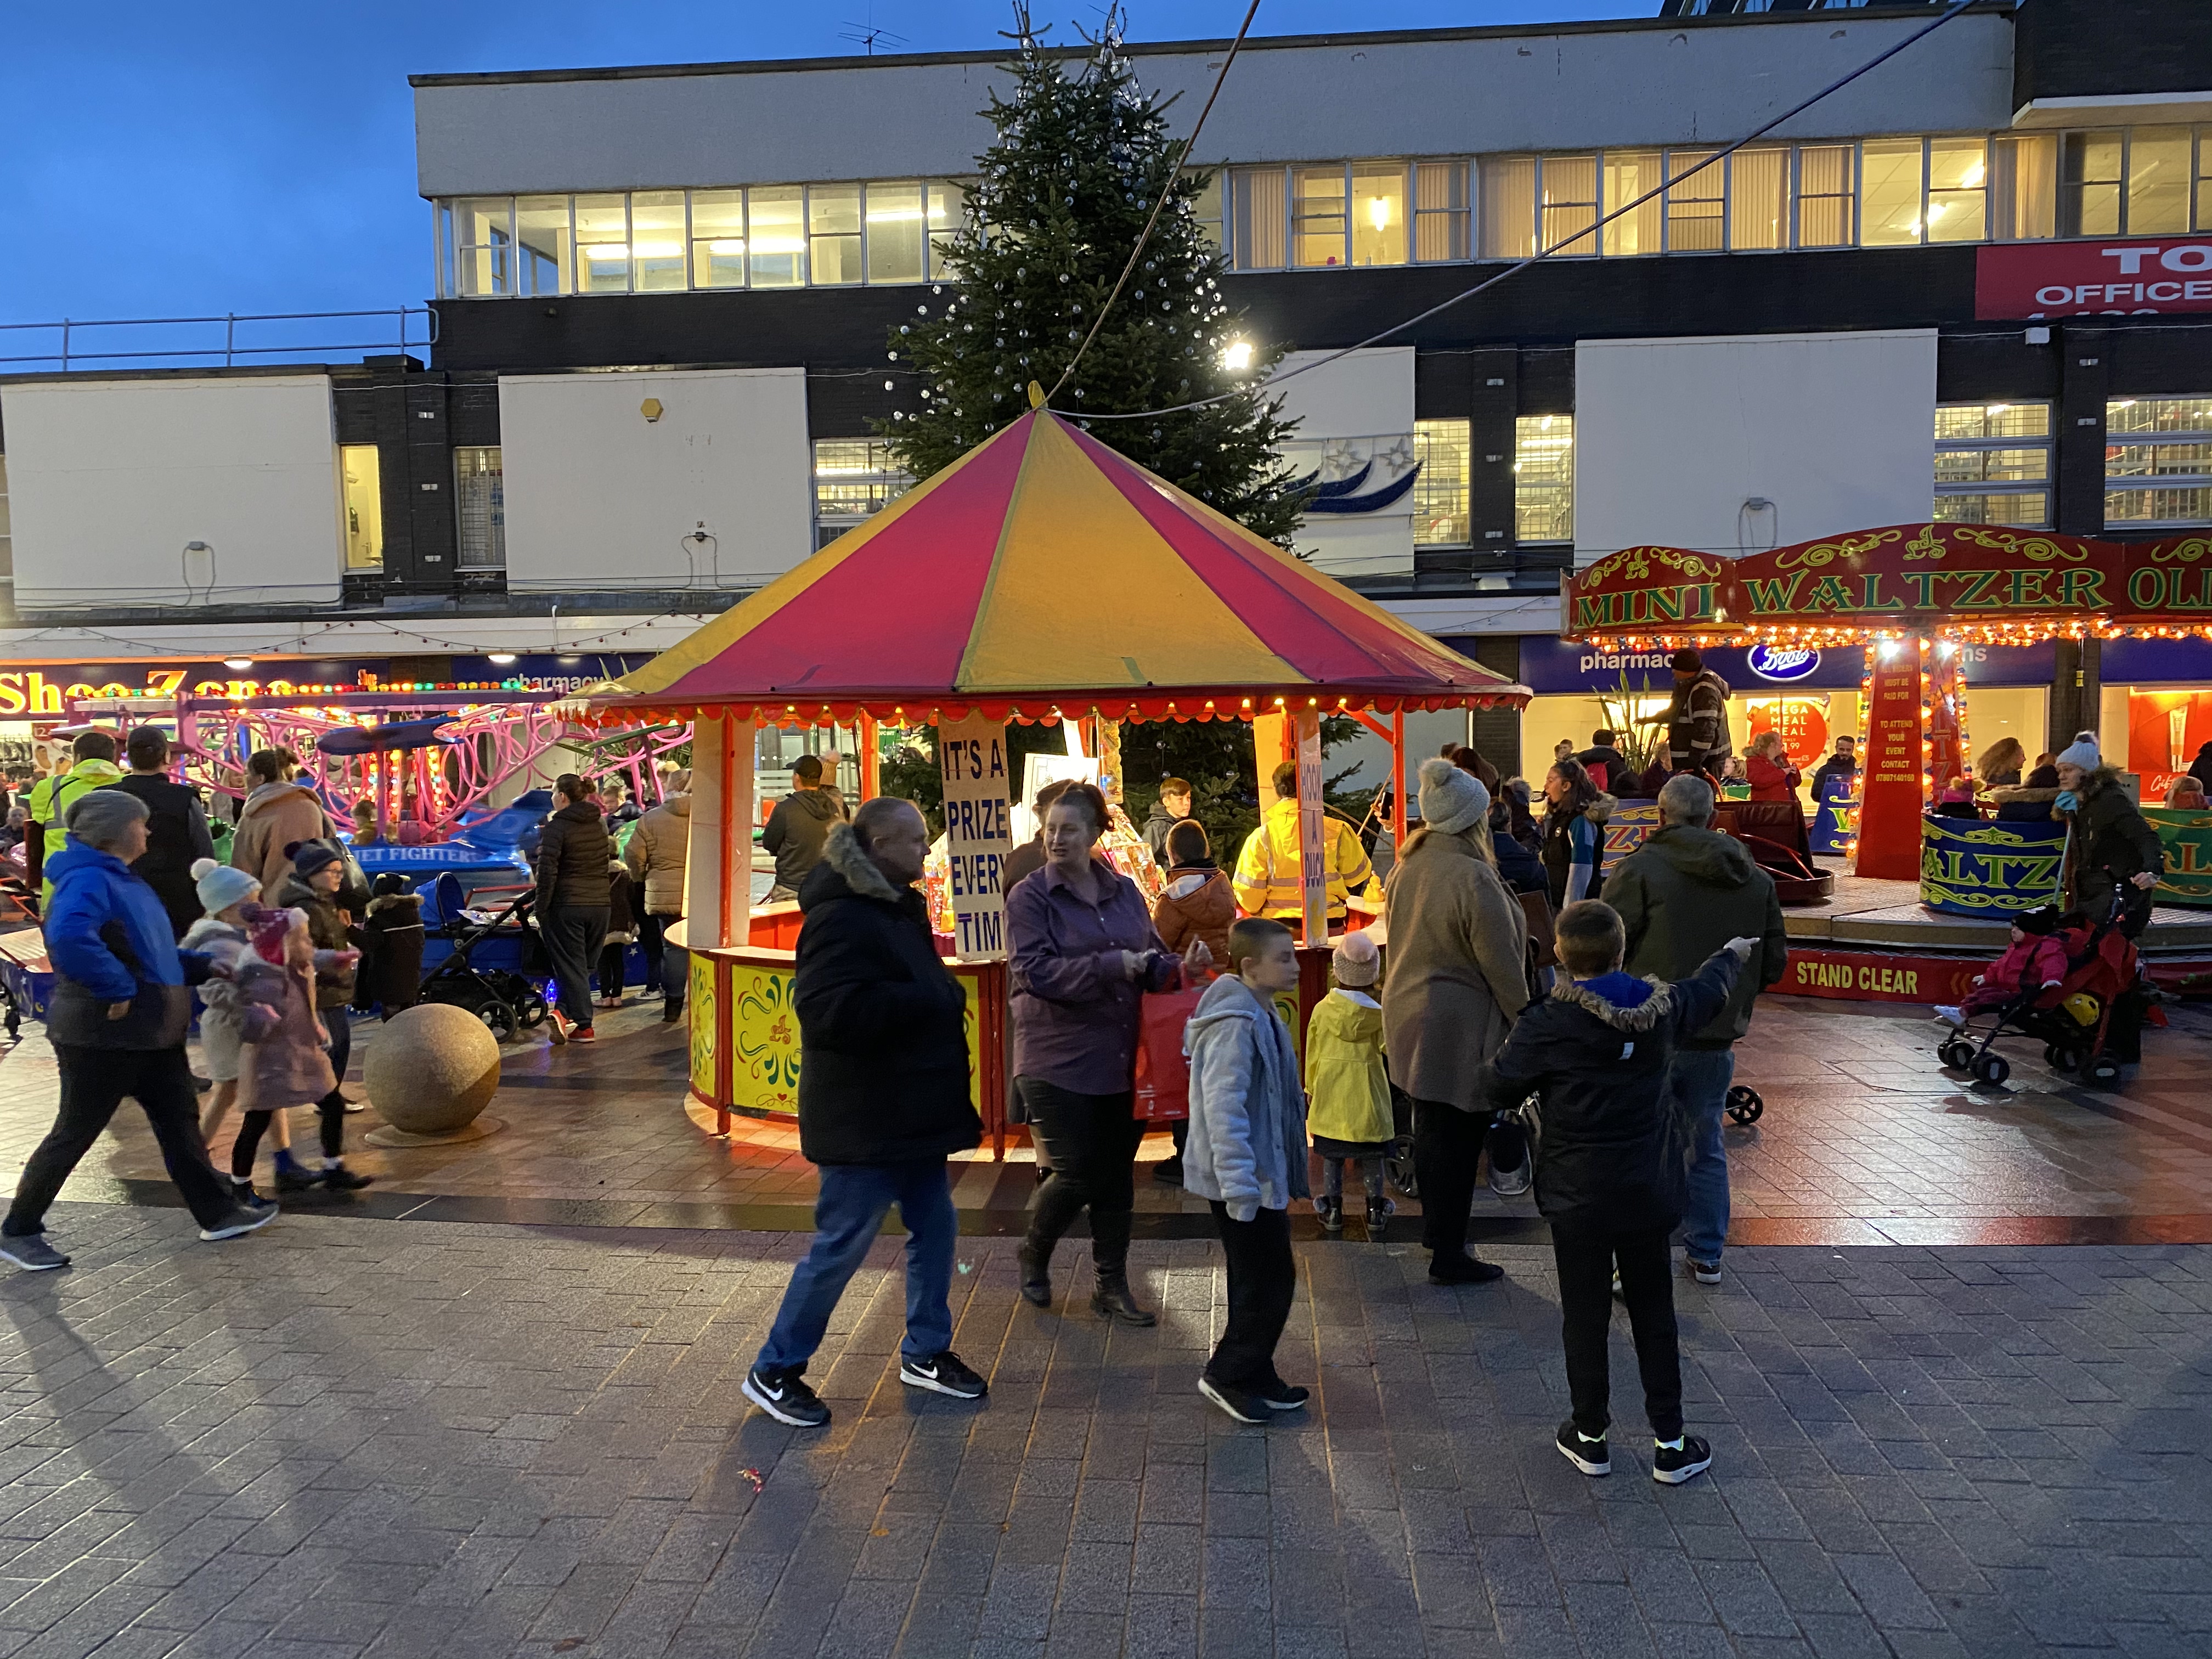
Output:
[363,1003,502,1137]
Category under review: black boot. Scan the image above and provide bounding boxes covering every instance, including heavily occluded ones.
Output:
[1017,1239,1053,1307]
[1091,1271,1156,1327]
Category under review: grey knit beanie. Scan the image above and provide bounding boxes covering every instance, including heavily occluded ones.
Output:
[2056,732,2101,771]
[63,787,149,852]
[1417,757,1490,838]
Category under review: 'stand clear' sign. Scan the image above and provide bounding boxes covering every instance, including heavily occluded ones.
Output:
[938,713,1013,960]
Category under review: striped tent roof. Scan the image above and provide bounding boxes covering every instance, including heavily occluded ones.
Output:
[574,410,1528,726]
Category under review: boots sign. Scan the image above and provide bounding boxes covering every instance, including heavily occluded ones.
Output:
[1977,238,2212,319]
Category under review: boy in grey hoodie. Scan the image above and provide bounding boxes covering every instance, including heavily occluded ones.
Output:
[1183,917,1311,1424]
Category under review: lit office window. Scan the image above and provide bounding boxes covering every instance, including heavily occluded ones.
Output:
[1666,150,1724,251]
[748,188,806,287]
[2127,127,2194,234]
[1541,156,1599,256]
[1413,162,1469,261]
[809,184,863,285]
[812,438,913,549]
[1993,134,2057,240]
[1933,403,2050,527]
[340,446,383,569]
[1185,173,1223,254]
[927,180,966,276]
[1729,148,1789,250]
[574,194,629,294]
[453,199,514,296]
[1293,167,1348,268]
[454,448,505,569]
[1861,139,1925,244]
[631,191,689,291]
[1796,145,1855,247]
[866,181,926,284]
[2061,131,2124,236]
[1231,168,1288,269]
[1602,150,1662,258]
[692,190,747,289]
[1479,156,1536,258]
[1926,138,1988,242]
[1411,420,1470,547]
[1349,163,1408,267]
[1515,415,1574,543]
[2107,398,2212,529]
[516,196,572,296]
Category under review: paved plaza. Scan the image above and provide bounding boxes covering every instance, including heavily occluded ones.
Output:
[0,994,2204,1655]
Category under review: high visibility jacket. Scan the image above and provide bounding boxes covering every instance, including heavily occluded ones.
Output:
[1232,797,1373,921]
[27,759,127,910]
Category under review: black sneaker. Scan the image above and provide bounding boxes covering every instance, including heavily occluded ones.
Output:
[899,1350,988,1400]
[742,1364,829,1427]
[1316,1197,1344,1234]
[1428,1253,1505,1285]
[1556,1420,1611,1477]
[1251,1379,1310,1412]
[1365,1200,1389,1238]
[1198,1376,1269,1424]
[320,1166,374,1192]
[1686,1258,1722,1286]
[273,1165,319,1194]
[1152,1156,1184,1187]
[1652,1436,1713,1485]
[0,1234,69,1271]
[231,1182,276,1216]
[200,1206,279,1242]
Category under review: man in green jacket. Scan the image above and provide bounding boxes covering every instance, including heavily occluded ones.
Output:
[27,731,127,912]
[1603,774,1788,1288]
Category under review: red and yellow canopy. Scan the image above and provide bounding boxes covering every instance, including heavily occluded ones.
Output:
[574,410,1526,726]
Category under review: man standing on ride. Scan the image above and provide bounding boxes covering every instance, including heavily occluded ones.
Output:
[1638,650,1734,779]
[1604,774,1787,1289]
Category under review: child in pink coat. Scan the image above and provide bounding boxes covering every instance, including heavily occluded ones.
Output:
[1935,905,2069,1026]
[229,906,361,1194]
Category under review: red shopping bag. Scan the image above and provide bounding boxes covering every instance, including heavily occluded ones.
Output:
[1133,974,1209,1122]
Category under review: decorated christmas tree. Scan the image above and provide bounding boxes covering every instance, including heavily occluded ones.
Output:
[879,4,1305,543]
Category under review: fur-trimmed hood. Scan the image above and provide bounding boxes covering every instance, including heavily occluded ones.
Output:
[1582,791,1618,826]
[1546,972,1678,1032]
[2077,763,2129,800]
[804,821,903,907]
[366,890,422,919]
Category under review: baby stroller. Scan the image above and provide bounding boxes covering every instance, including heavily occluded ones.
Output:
[1936,885,2147,1089]
[418,879,551,1042]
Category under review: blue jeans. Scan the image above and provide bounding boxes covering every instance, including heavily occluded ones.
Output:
[757,1160,957,1373]
[1663,1047,1734,1265]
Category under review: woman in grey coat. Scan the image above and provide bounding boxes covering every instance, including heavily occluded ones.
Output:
[1382,758,1533,1285]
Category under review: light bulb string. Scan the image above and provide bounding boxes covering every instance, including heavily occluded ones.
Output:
[1060,0,1979,423]
[1042,0,1263,409]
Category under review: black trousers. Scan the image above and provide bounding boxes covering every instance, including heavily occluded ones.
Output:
[1413,1098,1527,1260]
[639,913,685,1011]
[1019,1077,1141,1277]
[1551,1222,1683,1441]
[1206,1202,1296,1391]
[7,1046,234,1233]
[543,905,609,1028]
[595,941,627,998]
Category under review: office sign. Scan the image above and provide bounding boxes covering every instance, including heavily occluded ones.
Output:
[1977,238,2212,319]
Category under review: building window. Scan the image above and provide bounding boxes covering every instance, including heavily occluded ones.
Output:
[1186,173,1223,254]
[1292,166,1348,268]
[1349,163,1408,267]
[928,180,966,277]
[516,196,573,296]
[2127,126,2195,235]
[1540,156,1599,256]
[813,438,913,549]
[454,448,505,569]
[1860,138,1925,244]
[1729,148,1789,251]
[1933,403,2050,527]
[1413,162,1469,262]
[748,187,806,287]
[2061,131,2124,237]
[809,183,863,285]
[1411,420,1469,546]
[691,190,747,290]
[1479,156,1536,259]
[574,194,630,294]
[865,180,926,285]
[1926,138,1988,242]
[1231,167,1288,269]
[340,446,383,570]
[1796,145,1855,247]
[630,190,689,291]
[1666,150,1725,252]
[1993,134,2056,240]
[2107,397,2212,528]
[1514,415,1573,543]
[452,198,514,296]
[1603,151,1663,258]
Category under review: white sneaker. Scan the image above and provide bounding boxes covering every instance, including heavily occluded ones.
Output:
[1933,1006,1966,1028]
[1488,1158,1532,1198]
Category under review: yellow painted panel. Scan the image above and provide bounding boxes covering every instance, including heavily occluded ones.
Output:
[729,964,802,1116]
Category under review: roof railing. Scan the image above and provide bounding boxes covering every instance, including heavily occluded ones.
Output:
[0,308,438,373]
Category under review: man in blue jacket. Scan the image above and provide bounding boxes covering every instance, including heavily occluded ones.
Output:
[0,791,273,1271]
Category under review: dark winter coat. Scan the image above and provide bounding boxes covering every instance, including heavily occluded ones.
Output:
[1478,952,1742,1232]
[43,837,216,1049]
[535,800,612,911]
[364,890,424,1012]
[110,772,216,939]
[761,787,844,896]
[1142,802,1188,870]
[2069,765,2165,922]
[605,861,637,942]
[1604,824,1788,1048]
[1573,746,1630,793]
[793,823,980,1166]
[1809,751,1859,800]
[1491,824,1548,895]
[1665,669,1733,775]
[2191,742,2212,794]
[275,873,360,1010]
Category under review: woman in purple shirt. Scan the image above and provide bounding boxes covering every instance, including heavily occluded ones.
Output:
[1010,782,1210,1326]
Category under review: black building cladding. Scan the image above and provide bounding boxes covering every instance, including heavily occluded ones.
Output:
[414,0,2212,599]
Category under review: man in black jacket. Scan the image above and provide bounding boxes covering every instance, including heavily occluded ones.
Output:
[1480,901,1752,1488]
[535,775,612,1043]
[742,800,989,1429]
[110,727,218,940]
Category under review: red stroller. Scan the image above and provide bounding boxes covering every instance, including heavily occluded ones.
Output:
[1937,885,2149,1088]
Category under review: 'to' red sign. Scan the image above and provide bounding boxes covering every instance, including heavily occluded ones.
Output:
[1977,238,2212,319]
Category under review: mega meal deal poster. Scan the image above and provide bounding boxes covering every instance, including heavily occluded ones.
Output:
[937,713,1013,961]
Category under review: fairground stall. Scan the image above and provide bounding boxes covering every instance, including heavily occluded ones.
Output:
[1562,523,2212,1004]
[562,407,1528,1148]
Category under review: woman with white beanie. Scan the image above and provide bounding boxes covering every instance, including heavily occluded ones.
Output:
[1383,758,1534,1284]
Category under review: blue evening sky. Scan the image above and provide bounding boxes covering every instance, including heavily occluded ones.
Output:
[1,1,1628,335]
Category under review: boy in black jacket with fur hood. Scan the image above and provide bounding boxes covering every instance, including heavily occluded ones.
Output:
[1479,900,1753,1487]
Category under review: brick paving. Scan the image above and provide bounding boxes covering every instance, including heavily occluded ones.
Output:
[0,1206,2208,1657]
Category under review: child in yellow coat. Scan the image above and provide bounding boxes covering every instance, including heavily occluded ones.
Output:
[1306,930,1393,1237]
